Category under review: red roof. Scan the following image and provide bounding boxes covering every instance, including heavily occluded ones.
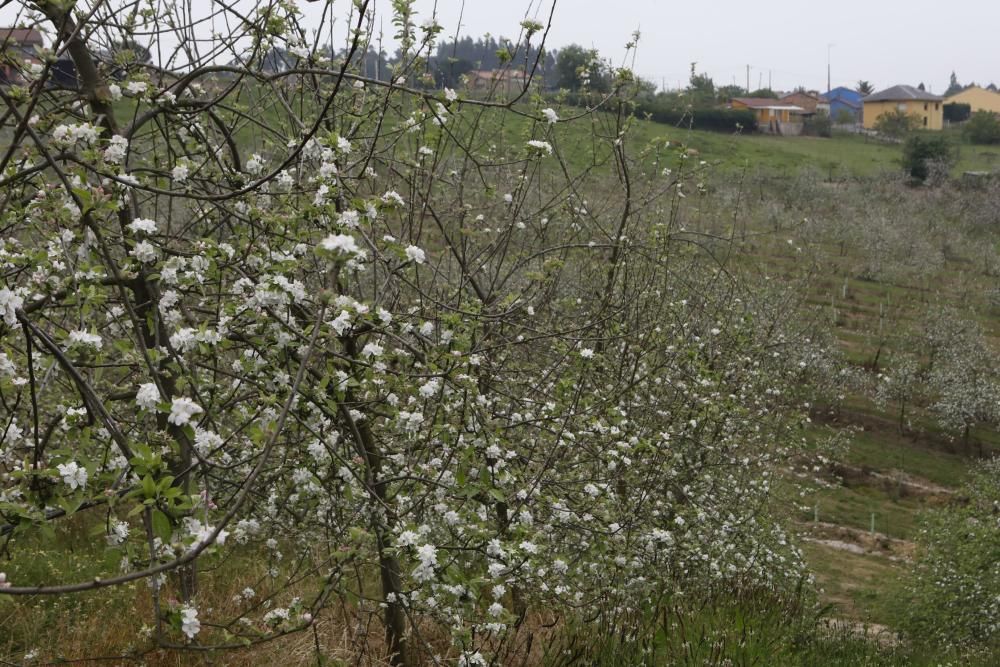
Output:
[0,28,43,46]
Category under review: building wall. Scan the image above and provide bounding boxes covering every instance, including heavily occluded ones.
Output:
[863,99,943,130]
[945,87,1000,114]
[731,100,804,129]
[780,92,820,112]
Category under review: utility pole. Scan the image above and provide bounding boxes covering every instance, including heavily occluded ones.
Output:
[746,64,750,93]
[827,43,835,93]
[769,70,772,91]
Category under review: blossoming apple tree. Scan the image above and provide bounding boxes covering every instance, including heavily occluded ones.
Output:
[0,0,834,663]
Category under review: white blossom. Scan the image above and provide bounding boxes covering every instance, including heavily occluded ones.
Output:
[319,234,361,257]
[245,154,264,175]
[405,245,426,264]
[180,605,200,639]
[127,218,158,234]
[0,287,24,327]
[361,342,384,358]
[56,461,88,490]
[104,135,129,164]
[168,397,204,426]
[67,330,103,350]
[136,382,161,410]
[527,139,553,155]
[130,240,159,263]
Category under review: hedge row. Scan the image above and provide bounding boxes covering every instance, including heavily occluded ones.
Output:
[638,105,758,133]
[556,92,758,133]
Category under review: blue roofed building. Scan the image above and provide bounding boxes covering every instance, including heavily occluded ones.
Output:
[823,87,863,124]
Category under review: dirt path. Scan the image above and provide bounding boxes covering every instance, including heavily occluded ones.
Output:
[804,521,915,560]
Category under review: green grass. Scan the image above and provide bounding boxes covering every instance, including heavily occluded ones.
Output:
[809,483,927,540]
[544,581,997,666]
[800,541,903,627]
[530,106,1000,177]
[847,430,971,488]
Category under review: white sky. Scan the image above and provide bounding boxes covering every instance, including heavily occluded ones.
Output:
[328,0,1000,93]
[6,0,999,93]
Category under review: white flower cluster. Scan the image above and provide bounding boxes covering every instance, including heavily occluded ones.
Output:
[136,382,161,410]
[67,330,103,350]
[56,461,87,490]
[180,605,200,639]
[127,218,158,235]
[0,287,24,327]
[527,140,553,156]
[103,135,129,164]
[52,123,101,148]
[168,397,203,426]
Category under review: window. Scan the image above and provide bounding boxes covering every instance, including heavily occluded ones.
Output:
[924,103,928,111]
[923,117,928,126]
[936,103,940,110]
[898,103,907,111]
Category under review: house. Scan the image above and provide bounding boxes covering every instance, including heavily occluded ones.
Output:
[823,87,863,124]
[779,91,830,115]
[863,85,943,130]
[0,27,44,83]
[465,69,533,95]
[730,97,807,134]
[945,85,1000,115]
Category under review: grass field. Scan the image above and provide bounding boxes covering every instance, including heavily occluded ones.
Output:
[536,107,1000,177]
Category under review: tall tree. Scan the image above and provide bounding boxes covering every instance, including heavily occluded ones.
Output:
[856,80,875,95]
[945,71,963,96]
[686,62,715,106]
[555,44,607,92]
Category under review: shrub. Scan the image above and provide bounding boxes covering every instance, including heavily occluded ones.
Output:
[641,104,757,132]
[964,110,1000,144]
[874,109,920,138]
[901,134,955,182]
[803,110,833,137]
[943,102,972,123]
[559,92,758,132]
[834,108,856,125]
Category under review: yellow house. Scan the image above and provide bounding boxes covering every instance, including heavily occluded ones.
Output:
[730,97,806,133]
[863,85,944,130]
[945,85,1000,114]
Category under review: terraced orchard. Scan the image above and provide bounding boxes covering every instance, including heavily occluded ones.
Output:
[2,1,1000,665]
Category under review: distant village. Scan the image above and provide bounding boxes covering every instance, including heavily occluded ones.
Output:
[4,24,998,139]
[728,84,1000,136]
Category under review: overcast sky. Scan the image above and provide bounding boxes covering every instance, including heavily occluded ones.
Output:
[309,0,998,93]
[7,1,998,93]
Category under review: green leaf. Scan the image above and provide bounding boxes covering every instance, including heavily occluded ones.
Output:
[141,474,156,499]
[151,509,172,543]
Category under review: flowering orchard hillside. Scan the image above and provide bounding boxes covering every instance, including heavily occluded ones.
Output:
[10,1,995,666]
